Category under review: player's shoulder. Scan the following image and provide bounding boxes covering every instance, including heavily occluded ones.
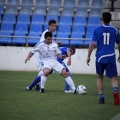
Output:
[33,41,44,49]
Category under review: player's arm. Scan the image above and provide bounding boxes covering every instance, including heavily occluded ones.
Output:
[67,49,72,66]
[25,52,34,64]
[86,42,95,66]
[57,53,66,59]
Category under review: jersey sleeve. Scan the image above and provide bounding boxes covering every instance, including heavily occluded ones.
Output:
[90,29,97,43]
[30,43,41,54]
[116,31,120,44]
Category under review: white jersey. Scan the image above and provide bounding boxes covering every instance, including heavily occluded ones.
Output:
[40,29,49,42]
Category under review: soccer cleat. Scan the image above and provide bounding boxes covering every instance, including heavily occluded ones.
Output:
[74,89,77,94]
[113,91,119,105]
[34,84,40,91]
[26,87,31,91]
[40,88,45,93]
[99,97,105,104]
[65,90,72,93]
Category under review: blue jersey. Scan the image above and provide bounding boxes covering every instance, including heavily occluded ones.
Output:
[91,24,120,63]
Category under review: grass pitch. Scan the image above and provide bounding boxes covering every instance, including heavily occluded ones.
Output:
[0,71,120,120]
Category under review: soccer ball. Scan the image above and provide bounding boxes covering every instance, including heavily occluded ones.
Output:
[77,85,87,94]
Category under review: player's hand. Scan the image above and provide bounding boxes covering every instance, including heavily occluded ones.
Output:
[25,58,30,64]
[62,55,66,59]
[117,55,120,63]
[67,59,71,66]
[57,41,63,45]
[86,57,90,66]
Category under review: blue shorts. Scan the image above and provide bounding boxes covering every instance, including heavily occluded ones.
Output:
[96,62,118,77]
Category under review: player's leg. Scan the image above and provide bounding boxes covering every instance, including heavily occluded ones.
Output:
[106,63,119,105]
[96,62,105,104]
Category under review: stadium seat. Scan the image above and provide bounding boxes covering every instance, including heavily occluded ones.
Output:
[70,34,83,46]
[19,5,32,15]
[78,0,89,8]
[45,15,58,25]
[84,40,90,47]
[5,5,18,15]
[72,25,85,35]
[21,0,34,6]
[28,33,40,45]
[0,14,1,23]
[59,16,72,26]
[1,23,14,34]
[33,6,46,15]
[0,0,5,5]
[73,16,86,25]
[89,8,102,16]
[12,33,26,45]
[47,6,60,16]
[15,23,28,34]
[44,25,57,36]
[58,25,71,35]
[0,32,12,44]
[2,14,16,24]
[17,14,30,25]
[0,5,4,15]
[63,0,76,7]
[86,25,98,35]
[7,0,20,6]
[88,16,101,26]
[75,8,88,16]
[35,0,48,6]
[49,0,62,7]
[29,24,42,35]
[31,14,44,25]
[61,7,74,16]
[91,0,104,8]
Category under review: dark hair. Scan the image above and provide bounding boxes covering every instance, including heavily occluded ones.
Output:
[44,31,52,38]
[102,12,112,24]
[68,46,76,55]
[48,19,56,26]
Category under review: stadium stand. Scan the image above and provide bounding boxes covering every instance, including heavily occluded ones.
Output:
[35,0,48,7]
[77,0,90,8]
[49,0,62,7]
[7,0,20,6]
[0,5,4,15]
[63,0,76,7]
[5,5,18,15]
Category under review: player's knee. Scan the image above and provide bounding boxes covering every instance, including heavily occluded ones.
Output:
[43,68,50,76]
[61,69,68,77]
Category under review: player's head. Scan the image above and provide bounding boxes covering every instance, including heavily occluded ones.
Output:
[68,46,76,55]
[102,12,112,24]
[44,31,52,45]
[48,19,57,33]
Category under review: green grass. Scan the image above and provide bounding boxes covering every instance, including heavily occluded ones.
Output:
[0,71,120,120]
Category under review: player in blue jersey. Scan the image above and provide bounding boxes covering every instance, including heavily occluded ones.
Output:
[25,46,76,93]
[86,12,120,105]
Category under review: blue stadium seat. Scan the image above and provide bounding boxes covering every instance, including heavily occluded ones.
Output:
[86,25,98,35]
[33,6,46,15]
[0,5,4,14]
[63,0,75,7]
[75,8,88,16]
[45,15,58,25]
[57,34,69,46]
[0,32,12,44]
[5,5,18,15]
[84,40,90,47]
[91,0,103,8]
[47,6,60,16]
[21,0,34,6]
[0,0,5,5]
[72,25,85,35]
[7,0,20,6]
[73,16,86,25]
[17,14,30,25]
[12,33,26,45]
[89,8,102,16]
[19,5,32,15]
[0,14,1,23]
[28,33,40,45]
[49,0,62,7]
[30,24,42,35]
[31,14,44,25]
[78,0,89,8]
[70,34,83,46]
[44,25,57,36]
[61,7,74,16]
[15,23,28,34]
[2,14,16,24]
[1,23,14,34]
[88,16,101,26]
[35,0,48,6]
[59,16,72,26]
[58,25,71,35]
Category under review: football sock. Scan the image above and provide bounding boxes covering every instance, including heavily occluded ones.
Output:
[99,94,104,98]
[65,76,76,91]
[113,87,118,92]
[65,74,71,91]
[41,75,47,89]
[29,76,41,89]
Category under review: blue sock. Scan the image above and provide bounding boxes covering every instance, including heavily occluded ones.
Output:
[29,76,41,89]
[65,74,72,91]
[113,87,118,92]
[99,94,104,98]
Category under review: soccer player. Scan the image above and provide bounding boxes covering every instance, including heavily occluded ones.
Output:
[26,46,76,93]
[25,32,77,93]
[86,12,120,105]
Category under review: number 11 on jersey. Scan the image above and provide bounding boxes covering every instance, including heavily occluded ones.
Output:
[103,33,110,45]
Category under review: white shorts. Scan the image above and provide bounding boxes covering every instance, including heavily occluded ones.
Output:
[34,52,43,69]
[43,59,65,74]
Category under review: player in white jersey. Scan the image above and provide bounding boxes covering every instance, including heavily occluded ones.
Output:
[25,32,77,93]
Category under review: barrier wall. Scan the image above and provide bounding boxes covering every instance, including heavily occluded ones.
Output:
[0,46,120,76]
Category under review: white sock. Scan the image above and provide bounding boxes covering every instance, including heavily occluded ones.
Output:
[65,76,76,91]
[40,75,47,89]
